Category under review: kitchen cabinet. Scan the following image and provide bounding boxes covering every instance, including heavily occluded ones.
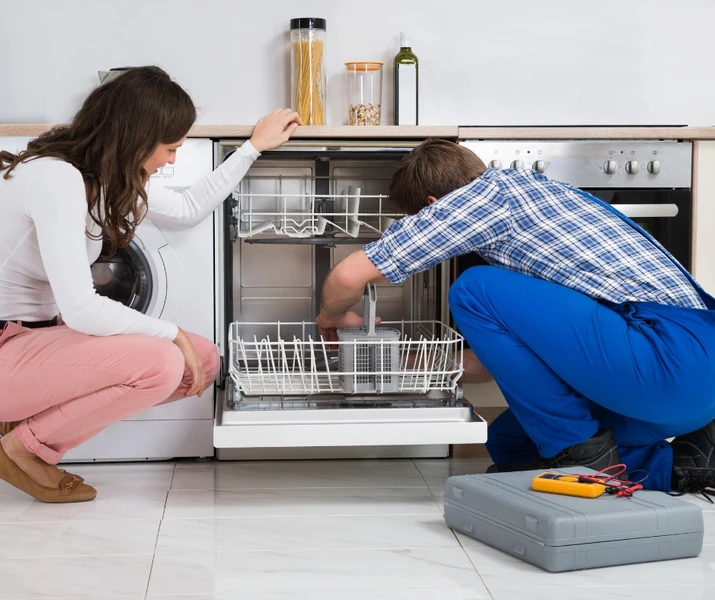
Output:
[693,141,715,292]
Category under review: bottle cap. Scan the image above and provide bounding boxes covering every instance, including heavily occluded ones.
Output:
[400,32,411,47]
[290,17,326,30]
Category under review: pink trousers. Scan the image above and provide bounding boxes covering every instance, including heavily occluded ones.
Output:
[0,322,219,464]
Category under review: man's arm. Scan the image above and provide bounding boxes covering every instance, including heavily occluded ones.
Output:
[317,253,495,382]
[316,175,508,339]
[316,250,387,339]
[359,177,507,286]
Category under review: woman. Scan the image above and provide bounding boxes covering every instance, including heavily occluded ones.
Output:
[0,66,301,503]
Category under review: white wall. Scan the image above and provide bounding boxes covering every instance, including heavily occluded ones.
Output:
[1,0,715,127]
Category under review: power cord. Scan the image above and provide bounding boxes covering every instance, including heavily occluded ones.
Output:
[573,464,649,498]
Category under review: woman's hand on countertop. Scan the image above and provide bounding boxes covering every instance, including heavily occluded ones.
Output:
[249,109,304,153]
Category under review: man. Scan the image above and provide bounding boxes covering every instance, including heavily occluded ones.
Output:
[316,138,715,493]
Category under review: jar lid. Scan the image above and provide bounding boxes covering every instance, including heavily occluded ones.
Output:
[290,17,326,30]
[345,61,383,71]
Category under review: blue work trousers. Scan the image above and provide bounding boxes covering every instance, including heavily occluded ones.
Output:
[449,266,715,491]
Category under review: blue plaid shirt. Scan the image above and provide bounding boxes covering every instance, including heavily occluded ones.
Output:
[365,168,706,310]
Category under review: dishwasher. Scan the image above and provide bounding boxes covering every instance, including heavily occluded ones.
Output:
[212,138,487,459]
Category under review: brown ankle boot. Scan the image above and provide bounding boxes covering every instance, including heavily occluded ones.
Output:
[0,444,96,503]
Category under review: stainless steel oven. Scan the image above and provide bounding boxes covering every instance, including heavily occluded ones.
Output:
[460,140,693,269]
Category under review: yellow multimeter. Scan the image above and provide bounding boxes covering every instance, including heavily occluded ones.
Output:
[532,472,606,498]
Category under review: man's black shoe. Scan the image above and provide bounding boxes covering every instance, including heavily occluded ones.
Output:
[487,429,621,474]
[670,420,715,495]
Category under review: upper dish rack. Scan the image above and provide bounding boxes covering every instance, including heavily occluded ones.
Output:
[232,174,403,239]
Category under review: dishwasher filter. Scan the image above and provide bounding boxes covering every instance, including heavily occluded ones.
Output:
[443,467,704,572]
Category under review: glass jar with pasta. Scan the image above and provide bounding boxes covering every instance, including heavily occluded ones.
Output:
[289,18,326,126]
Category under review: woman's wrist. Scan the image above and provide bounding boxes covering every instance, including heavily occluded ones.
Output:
[248,137,264,154]
[172,327,186,345]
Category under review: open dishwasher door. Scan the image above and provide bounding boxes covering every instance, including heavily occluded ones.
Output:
[215,390,486,449]
[212,139,486,458]
[214,317,486,450]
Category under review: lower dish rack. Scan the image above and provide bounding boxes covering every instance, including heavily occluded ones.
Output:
[228,320,464,398]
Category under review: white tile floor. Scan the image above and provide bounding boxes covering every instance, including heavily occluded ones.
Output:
[1,456,714,599]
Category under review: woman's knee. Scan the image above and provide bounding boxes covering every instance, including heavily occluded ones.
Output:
[123,335,185,393]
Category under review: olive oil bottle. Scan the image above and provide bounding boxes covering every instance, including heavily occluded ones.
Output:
[393,32,418,125]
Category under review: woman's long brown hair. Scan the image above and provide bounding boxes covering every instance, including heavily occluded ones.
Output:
[0,66,196,254]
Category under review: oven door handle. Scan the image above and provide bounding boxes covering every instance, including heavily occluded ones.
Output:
[610,204,679,218]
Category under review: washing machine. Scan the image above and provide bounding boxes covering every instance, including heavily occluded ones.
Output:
[0,136,217,462]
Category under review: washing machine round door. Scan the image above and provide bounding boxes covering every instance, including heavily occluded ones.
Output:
[91,239,155,314]
[90,219,178,319]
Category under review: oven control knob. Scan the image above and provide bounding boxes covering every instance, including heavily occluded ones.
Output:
[647,160,661,174]
[489,160,502,169]
[532,160,546,173]
[511,160,524,169]
[603,160,618,175]
[625,160,639,174]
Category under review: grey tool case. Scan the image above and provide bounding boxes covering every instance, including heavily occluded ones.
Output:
[443,467,704,572]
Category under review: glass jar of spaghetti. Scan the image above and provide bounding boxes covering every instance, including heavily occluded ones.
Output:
[289,18,326,126]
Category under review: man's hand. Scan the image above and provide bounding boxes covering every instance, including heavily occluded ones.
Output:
[316,311,366,342]
[317,250,387,336]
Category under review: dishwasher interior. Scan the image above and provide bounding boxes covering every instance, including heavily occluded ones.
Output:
[213,140,486,452]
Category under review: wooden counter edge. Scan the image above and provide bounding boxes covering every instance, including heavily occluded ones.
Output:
[4,124,715,140]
